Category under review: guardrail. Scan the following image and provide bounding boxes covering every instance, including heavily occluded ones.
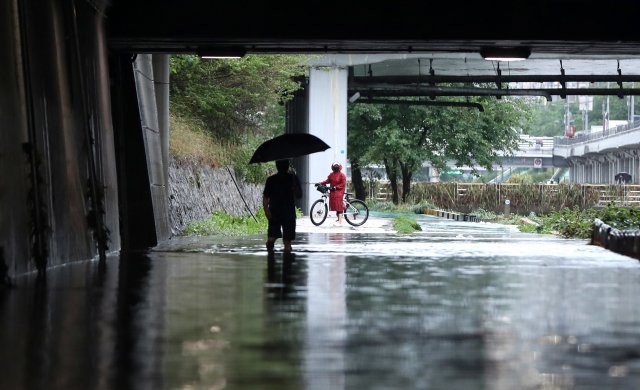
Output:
[555,120,640,146]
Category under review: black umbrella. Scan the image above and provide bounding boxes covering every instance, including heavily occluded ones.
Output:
[615,172,632,184]
[249,133,330,164]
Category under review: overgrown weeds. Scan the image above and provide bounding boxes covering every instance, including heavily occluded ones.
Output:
[184,208,303,236]
[170,113,274,183]
[505,204,640,239]
[185,209,268,236]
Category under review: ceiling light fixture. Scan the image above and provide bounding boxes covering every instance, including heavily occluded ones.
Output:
[480,47,531,61]
[197,46,246,59]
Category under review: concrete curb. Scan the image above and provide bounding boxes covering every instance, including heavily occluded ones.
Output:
[418,207,480,222]
[591,218,640,259]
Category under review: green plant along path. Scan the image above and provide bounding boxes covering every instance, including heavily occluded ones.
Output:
[185,209,303,236]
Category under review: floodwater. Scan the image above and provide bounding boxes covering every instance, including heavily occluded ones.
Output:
[2,214,640,389]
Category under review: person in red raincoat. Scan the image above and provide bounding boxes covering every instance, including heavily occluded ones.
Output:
[319,162,347,225]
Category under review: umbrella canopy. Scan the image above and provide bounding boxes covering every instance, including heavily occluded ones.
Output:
[249,133,330,164]
[615,172,632,183]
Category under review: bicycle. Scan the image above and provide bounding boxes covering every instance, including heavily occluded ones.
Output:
[310,184,369,226]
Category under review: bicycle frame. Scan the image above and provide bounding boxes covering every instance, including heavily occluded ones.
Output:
[314,191,354,213]
[310,184,369,226]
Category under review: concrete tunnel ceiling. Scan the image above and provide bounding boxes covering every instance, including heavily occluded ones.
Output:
[105,0,640,98]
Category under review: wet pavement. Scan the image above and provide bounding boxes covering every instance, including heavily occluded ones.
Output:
[2,213,640,389]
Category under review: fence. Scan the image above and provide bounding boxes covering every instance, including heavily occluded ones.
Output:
[394,182,640,214]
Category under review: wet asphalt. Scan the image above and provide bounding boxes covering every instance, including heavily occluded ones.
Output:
[2,213,640,389]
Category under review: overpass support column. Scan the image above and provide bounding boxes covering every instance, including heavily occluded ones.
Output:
[304,66,348,213]
[110,53,171,251]
[152,54,170,196]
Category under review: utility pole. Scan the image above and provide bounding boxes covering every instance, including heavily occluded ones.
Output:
[564,98,572,131]
[632,95,636,124]
[602,89,609,131]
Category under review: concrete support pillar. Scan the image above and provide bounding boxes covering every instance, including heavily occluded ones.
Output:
[285,78,310,212]
[132,54,171,242]
[305,67,348,213]
[152,54,170,196]
[598,161,603,183]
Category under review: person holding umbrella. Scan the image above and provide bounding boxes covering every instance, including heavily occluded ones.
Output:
[263,159,302,253]
[318,162,347,225]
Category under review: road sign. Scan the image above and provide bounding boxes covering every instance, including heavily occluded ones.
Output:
[533,158,543,168]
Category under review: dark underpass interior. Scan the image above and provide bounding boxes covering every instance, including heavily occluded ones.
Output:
[4,1,640,388]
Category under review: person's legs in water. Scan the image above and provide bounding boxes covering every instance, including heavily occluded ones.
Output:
[282,216,296,253]
[283,239,293,253]
[336,210,343,224]
[266,236,276,252]
[266,217,282,252]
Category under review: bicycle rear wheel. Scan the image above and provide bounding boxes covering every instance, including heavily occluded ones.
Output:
[310,199,328,226]
[344,199,369,226]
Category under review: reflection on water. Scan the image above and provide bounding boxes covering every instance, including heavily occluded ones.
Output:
[2,218,640,389]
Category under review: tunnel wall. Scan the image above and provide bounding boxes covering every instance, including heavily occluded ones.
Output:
[0,0,120,277]
[168,157,263,235]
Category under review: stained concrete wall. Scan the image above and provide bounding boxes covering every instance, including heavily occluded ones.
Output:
[168,157,263,235]
[132,54,171,241]
[0,0,120,277]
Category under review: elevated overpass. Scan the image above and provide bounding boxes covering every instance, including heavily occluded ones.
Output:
[554,122,640,183]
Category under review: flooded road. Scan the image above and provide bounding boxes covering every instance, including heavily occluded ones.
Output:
[2,214,640,389]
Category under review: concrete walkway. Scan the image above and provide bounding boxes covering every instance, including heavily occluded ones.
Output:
[296,215,394,234]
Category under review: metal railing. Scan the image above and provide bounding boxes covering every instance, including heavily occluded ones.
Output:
[554,120,640,146]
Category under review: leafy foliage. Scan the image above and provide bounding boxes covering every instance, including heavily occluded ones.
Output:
[528,85,639,136]
[170,55,305,139]
[597,204,640,230]
[169,54,308,182]
[543,207,599,238]
[348,94,531,202]
[510,204,640,239]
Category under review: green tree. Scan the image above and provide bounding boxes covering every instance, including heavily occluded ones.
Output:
[527,82,639,136]
[348,104,383,200]
[348,95,530,203]
[528,99,578,136]
[169,54,308,183]
[170,54,308,141]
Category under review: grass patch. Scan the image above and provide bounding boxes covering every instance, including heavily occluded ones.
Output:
[185,210,268,236]
[169,112,275,184]
[184,208,303,236]
[169,113,231,166]
[393,217,422,234]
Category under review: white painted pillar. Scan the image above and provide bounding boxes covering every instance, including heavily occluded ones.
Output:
[306,67,348,213]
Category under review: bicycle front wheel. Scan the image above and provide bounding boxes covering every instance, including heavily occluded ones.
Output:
[344,199,369,226]
[310,199,328,226]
